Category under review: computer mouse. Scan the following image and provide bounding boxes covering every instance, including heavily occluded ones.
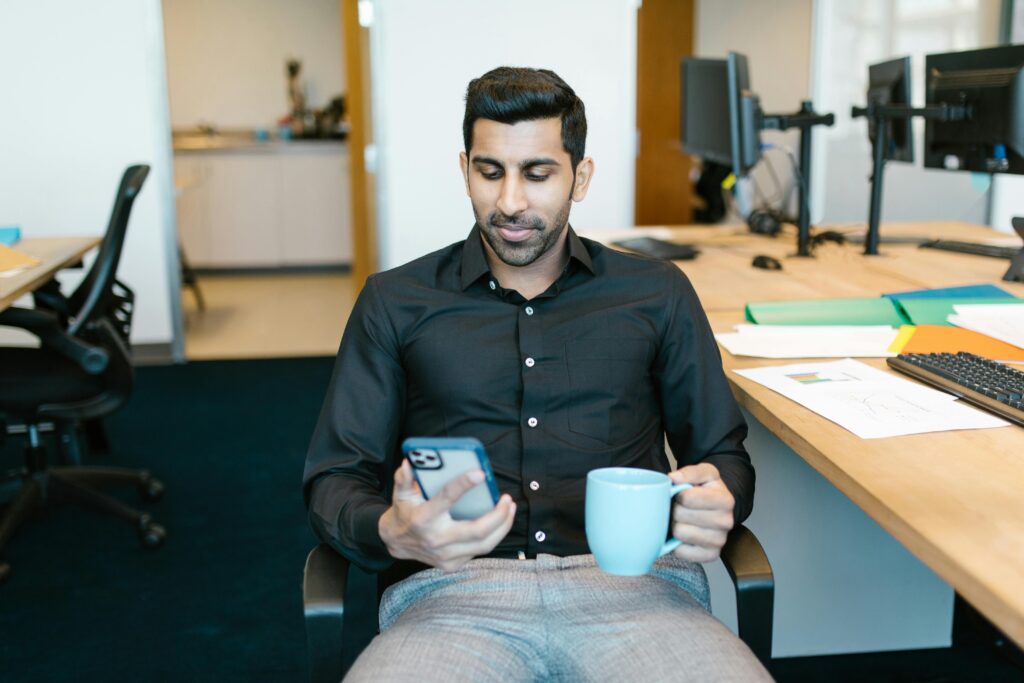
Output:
[752,254,782,271]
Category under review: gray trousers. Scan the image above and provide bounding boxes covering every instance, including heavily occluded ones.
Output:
[345,554,773,682]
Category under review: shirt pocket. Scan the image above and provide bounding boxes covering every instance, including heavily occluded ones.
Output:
[565,337,652,446]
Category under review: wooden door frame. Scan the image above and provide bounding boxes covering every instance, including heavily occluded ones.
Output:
[341,0,378,289]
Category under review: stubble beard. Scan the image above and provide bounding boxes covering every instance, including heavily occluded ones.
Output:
[476,199,573,267]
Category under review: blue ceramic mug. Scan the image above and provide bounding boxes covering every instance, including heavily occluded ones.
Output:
[585,467,691,576]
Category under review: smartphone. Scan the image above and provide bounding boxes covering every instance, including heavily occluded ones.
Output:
[401,437,500,520]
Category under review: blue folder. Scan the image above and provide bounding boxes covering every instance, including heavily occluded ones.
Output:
[883,284,1015,301]
[0,226,21,246]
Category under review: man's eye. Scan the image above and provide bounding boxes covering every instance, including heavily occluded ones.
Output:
[526,174,550,182]
[481,171,502,180]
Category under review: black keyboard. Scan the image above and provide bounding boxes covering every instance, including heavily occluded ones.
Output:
[611,237,700,261]
[887,352,1024,427]
[919,239,1020,260]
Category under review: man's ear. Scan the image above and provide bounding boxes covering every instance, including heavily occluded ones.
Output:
[571,157,595,202]
[459,151,471,196]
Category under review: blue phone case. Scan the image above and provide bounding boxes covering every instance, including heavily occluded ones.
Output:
[401,437,500,520]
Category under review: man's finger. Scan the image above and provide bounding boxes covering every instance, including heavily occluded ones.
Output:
[393,460,425,503]
[669,463,721,486]
[419,468,486,520]
[677,481,734,511]
[671,542,721,564]
[440,498,516,559]
[672,504,734,531]
[672,522,728,550]
[436,495,515,546]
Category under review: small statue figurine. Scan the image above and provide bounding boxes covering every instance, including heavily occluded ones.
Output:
[286,59,306,134]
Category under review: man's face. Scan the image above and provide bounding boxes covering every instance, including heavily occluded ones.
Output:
[460,117,590,268]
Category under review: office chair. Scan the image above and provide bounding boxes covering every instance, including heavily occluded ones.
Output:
[303,524,774,682]
[0,164,166,583]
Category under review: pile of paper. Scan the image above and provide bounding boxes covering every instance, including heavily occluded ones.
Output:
[948,304,1024,350]
[715,325,900,359]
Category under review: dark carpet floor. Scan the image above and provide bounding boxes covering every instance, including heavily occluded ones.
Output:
[1,357,1021,682]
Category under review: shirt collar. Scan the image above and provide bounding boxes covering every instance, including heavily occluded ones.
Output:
[459,223,595,291]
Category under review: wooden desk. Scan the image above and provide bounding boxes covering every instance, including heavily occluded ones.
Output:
[588,221,1024,653]
[0,237,100,312]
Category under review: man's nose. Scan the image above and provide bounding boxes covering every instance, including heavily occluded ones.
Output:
[496,176,528,217]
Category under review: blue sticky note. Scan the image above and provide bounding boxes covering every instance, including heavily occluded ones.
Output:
[0,226,20,246]
[883,284,1015,301]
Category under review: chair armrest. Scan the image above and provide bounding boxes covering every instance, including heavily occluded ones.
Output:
[0,307,108,375]
[304,544,350,683]
[720,524,774,664]
[32,278,71,319]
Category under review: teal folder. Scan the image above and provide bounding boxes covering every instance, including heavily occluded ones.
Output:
[884,284,1014,301]
[894,297,1024,326]
[744,298,909,326]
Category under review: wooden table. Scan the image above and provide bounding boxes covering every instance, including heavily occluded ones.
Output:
[587,221,1024,654]
[0,237,100,312]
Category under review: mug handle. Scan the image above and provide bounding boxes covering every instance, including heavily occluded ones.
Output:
[659,482,692,556]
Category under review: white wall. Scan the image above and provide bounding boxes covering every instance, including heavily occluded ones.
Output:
[369,0,637,270]
[0,0,179,349]
[163,0,345,130]
[810,0,1001,229]
[695,0,814,221]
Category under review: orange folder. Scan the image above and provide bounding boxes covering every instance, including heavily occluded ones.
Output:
[889,325,1024,361]
[0,244,41,274]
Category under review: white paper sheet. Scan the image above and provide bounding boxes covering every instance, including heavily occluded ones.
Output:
[715,325,899,358]
[948,304,1024,350]
[733,358,1008,438]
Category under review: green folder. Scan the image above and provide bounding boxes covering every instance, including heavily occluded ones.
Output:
[894,297,1024,326]
[744,298,909,325]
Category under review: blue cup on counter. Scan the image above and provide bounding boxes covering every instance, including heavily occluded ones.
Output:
[586,467,691,576]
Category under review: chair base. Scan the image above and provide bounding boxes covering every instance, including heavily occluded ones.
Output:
[0,458,167,583]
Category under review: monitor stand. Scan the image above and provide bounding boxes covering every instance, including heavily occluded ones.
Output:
[1004,217,1024,282]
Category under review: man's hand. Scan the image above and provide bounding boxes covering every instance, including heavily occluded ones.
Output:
[668,463,735,563]
[378,459,516,572]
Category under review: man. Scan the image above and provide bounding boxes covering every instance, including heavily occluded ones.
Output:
[304,67,771,681]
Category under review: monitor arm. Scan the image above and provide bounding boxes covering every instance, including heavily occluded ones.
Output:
[850,102,969,255]
[761,102,836,257]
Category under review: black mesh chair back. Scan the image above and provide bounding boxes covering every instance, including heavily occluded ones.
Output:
[66,164,149,343]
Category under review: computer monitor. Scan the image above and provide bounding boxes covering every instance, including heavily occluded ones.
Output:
[727,52,763,177]
[924,44,1024,174]
[681,57,732,167]
[867,56,914,163]
[681,52,762,177]
[681,52,833,256]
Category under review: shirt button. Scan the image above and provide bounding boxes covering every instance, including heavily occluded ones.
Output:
[527,417,538,428]
[529,480,540,491]
[489,280,496,290]
[525,357,535,368]
[535,530,546,542]
[525,306,534,316]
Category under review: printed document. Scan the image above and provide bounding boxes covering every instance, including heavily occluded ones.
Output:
[733,358,1007,438]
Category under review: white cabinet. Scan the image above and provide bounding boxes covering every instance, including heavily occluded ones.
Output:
[174,143,352,268]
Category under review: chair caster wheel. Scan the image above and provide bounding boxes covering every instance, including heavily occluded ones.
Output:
[138,522,167,548]
[138,475,164,502]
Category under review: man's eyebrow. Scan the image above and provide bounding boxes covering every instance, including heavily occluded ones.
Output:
[471,155,503,167]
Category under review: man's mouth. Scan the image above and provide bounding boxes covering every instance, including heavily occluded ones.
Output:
[495,224,537,243]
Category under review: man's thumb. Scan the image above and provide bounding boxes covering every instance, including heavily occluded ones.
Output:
[393,460,424,503]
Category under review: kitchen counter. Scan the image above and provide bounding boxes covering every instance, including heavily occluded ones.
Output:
[172,130,347,153]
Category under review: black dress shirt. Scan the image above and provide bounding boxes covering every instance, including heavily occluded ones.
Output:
[304,226,754,572]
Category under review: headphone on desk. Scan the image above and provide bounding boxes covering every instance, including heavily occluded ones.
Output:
[746,208,785,237]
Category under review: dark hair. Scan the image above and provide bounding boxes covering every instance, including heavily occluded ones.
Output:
[463,67,587,169]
